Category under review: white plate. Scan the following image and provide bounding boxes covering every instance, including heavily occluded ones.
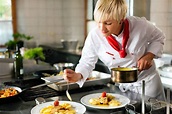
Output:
[41,76,64,82]
[80,93,130,109]
[31,101,86,114]
[157,65,172,78]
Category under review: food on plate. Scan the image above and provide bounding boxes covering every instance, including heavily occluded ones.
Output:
[86,77,96,80]
[0,88,18,98]
[112,67,136,71]
[40,100,76,114]
[89,92,121,106]
[58,71,64,76]
[42,71,64,77]
[42,73,52,77]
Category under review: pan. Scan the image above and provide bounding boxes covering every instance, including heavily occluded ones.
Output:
[0,78,63,103]
[33,70,60,78]
[111,67,138,83]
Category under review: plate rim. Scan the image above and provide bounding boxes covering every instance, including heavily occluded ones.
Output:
[31,101,86,114]
[80,93,130,109]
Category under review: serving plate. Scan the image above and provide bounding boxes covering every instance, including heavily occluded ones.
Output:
[80,93,130,109]
[31,101,86,114]
[157,64,172,78]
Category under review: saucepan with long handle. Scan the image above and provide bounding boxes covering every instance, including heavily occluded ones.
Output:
[0,78,63,103]
[111,67,138,83]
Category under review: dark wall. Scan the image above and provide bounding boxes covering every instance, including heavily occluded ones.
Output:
[40,45,110,74]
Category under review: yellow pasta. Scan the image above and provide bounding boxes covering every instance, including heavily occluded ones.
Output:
[89,93,121,106]
[40,103,76,114]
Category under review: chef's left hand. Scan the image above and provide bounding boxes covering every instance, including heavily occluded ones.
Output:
[137,52,155,71]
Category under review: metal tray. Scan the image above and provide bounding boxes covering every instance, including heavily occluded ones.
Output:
[41,71,111,91]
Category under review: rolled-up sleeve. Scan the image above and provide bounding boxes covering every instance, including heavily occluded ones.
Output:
[75,31,99,87]
[146,21,165,58]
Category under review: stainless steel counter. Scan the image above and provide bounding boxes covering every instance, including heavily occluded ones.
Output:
[0,59,170,114]
[0,80,154,114]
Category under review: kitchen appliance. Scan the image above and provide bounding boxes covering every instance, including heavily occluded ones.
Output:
[61,39,78,52]
[111,67,138,83]
[3,78,106,102]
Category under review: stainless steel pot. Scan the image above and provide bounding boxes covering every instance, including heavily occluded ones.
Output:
[61,39,78,52]
[111,67,138,83]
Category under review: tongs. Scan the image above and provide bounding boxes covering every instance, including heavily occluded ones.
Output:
[25,78,63,90]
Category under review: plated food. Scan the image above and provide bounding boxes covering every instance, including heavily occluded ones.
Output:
[81,92,130,109]
[0,87,18,98]
[42,71,64,77]
[89,92,121,106]
[40,100,75,114]
[31,101,86,114]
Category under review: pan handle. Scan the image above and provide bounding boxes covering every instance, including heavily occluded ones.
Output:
[23,78,63,91]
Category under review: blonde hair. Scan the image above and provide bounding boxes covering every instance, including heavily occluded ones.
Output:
[94,0,127,23]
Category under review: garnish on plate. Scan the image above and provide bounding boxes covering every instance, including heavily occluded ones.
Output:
[40,100,76,114]
[89,92,121,107]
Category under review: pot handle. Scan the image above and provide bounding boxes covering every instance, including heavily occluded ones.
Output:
[125,104,136,114]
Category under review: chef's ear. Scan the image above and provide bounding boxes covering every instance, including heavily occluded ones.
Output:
[119,19,124,24]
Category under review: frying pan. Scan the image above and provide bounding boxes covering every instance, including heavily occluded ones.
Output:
[0,78,63,103]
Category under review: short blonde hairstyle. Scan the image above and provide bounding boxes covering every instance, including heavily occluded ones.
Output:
[94,0,127,23]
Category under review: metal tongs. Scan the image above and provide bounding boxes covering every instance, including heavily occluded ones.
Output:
[26,78,63,90]
[66,81,72,101]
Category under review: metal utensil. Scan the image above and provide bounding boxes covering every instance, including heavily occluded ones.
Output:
[166,88,170,114]
[66,81,72,101]
[28,78,63,89]
[142,80,145,114]
[35,97,46,105]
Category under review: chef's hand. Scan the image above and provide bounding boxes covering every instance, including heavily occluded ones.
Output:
[63,69,83,83]
[137,52,155,71]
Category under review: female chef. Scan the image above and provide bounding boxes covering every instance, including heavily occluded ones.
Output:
[63,0,165,100]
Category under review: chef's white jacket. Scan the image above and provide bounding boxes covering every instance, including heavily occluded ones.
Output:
[75,16,165,99]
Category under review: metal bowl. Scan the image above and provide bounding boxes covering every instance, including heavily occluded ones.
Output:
[111,67,138,83]
[53,63,75,71]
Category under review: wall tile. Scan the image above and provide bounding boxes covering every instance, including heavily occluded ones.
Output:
[166,27,172,40]
[169,0,172,12]
[151,0,172,53]
[151,0,169,13]
[16,0,85,46]
[150,13,168,26]
[164,40,172,53]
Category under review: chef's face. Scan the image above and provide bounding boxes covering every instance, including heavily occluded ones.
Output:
[97,19,122,37]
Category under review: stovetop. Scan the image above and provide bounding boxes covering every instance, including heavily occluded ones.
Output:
[4,78,105,101]
[3,78,171,114]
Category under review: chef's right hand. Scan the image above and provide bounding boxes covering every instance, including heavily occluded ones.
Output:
[63,69,83,83]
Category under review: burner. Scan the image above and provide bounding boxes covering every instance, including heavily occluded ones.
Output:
[20,86,60,101]
[4,78,45,89]
[4,78,105,101]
